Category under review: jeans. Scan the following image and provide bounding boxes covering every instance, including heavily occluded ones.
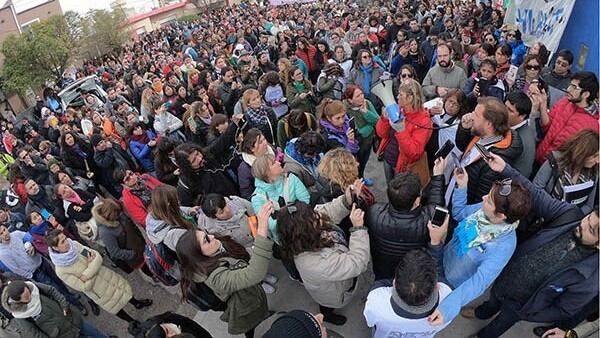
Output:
[383,161,395,184]
[357,139,373,178]
[475,291,521,338]
[80,320,107,338]
[32,258,83,308]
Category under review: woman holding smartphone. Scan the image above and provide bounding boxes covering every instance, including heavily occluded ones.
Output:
[46,230,153,326]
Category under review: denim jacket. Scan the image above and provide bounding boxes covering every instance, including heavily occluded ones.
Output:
[437,186,517,323]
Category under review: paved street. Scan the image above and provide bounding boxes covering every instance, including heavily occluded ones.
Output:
[1,155,538,338]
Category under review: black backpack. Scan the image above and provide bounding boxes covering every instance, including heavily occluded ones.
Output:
[186,282,227,312]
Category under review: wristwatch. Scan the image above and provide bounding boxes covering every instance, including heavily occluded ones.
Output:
[565,329,578,338]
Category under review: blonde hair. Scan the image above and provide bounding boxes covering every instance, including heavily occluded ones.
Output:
[187,69,200,91]
[251,153,276,182]
[317,148,358,189]
[399,79,425,111]
[278,58,292,86]
[242,88,261,111]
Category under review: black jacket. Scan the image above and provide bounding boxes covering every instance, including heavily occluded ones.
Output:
[177,121,240,206]
[366,174,445,280]
[455,125,523,204]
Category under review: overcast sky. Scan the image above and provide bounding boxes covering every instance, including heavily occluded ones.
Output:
[59,0,112,14]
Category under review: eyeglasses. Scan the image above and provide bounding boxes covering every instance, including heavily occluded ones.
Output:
[202,228,211,243]
[526,64,540,71]
[496,178,513,196]
[568,83,582,90]
[401,73,413,78]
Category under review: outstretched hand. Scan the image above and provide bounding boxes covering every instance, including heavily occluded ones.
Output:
[486,153,506,173]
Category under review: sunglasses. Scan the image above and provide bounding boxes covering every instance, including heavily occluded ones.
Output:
[401,73,413,78]
[202,228,212,243]
[495,178,513,196]
[526,64,540,70]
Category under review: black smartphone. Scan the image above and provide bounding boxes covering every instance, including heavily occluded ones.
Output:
[474,143,491,161]
[434,140,455,160]
[431,206,449,227]
[81,248,89,257]
[348,116,356,131]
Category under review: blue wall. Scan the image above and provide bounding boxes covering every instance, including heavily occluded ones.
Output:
[556,0,599,73]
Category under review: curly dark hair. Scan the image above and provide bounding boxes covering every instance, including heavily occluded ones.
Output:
[276,201,334,260]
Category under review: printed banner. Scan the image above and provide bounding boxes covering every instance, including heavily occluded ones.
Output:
[504,0,576,53]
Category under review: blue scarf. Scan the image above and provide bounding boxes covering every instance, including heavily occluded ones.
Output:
[49,239,81,267]
[29,222,50,236]
[454,209,518,257]
[360,64,373,96]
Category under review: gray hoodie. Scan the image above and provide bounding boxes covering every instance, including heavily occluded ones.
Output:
[145,206,191,252]
[197,196,255,248]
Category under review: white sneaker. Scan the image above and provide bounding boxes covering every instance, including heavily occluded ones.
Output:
[263,273,278,285]
[261,282,276,294]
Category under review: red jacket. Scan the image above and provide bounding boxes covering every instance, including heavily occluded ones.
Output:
[296,46,318,72]
[535,97,599,163]
[122,174,162,228]
[376,108,432,172]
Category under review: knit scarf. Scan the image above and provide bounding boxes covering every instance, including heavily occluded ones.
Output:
[246,105,270,126]
[49,238,81,267]
[129,179,153,208]
[130,131,150,144]
[10,282,42,319]
[64,191,85,206]
[292,81,306,92]
[360,64,373,96]
[454,209,519,257]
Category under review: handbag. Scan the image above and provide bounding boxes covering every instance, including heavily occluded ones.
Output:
[407,152,431,188]
[75,218,99,242]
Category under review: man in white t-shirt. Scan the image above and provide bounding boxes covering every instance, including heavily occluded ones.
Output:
[364,246,452,338]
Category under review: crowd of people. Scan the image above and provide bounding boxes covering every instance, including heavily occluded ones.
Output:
[0,0,598,337]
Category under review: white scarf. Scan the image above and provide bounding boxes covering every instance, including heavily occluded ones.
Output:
[11,282,42,319]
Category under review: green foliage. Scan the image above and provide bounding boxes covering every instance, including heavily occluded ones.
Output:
[0,9,129,92]
[177,14,200,23]
[1,15,74,92]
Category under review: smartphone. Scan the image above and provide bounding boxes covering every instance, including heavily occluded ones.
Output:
[451,152,464,174]
[434,140,455,160]
[40,209,51,221]
[431,206,449,227]
[348,116,356,131]
[474,143,491,161]
[80,248,89,257]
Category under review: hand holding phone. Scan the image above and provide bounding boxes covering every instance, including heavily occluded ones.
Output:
[431,206,449,227]
[474,143,492,161]
[434,140,455,160]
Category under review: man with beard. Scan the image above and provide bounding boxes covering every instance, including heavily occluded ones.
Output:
[422,44,467,99]
[533,71,599,164]
[114,169,162,229]
[459,154,599,338]
[450,97,523,204]
[24,179,67,225]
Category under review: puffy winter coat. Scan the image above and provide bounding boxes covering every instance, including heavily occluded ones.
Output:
[376,108,432,172]
[455,126,523,204]
[129,130,158,172]
[53,245,133,314]
[366,174,444,280]
[535,97,599,164]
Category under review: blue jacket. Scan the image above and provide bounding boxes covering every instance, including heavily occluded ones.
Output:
[508,40,527,66]
[251,173,310,243]
[438,187,517,323]
[129,130,157,172]
[500,165,598,323]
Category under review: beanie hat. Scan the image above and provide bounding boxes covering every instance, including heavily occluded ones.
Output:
[91,134,103,148]
[262,310,322,338]
[47,157,59,170]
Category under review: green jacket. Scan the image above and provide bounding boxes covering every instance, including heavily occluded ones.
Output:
[198,236,273,335]
[344,99,379,144]
[286,80,316,114]
[1,282,83,338]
